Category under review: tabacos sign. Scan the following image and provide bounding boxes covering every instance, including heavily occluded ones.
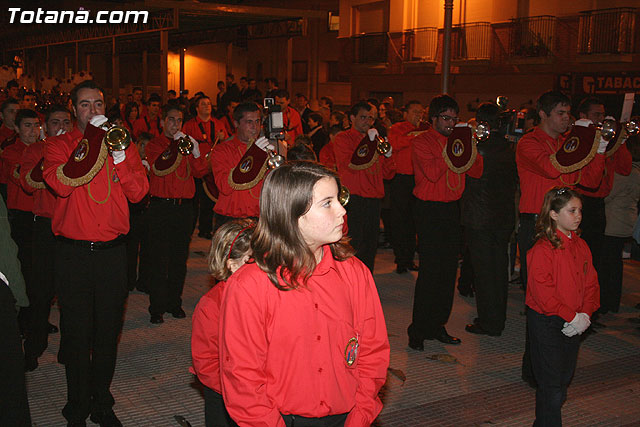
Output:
[577,74,640,95]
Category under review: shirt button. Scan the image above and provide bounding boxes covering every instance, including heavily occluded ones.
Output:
[318,368,323,373]
[317,335,321,341]
[315,303,318,309]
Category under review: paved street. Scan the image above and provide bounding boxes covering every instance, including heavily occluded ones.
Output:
[26,235,640,426]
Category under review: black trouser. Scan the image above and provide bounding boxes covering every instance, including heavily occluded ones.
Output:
[457,237,474,293]
[10,209,34,335]
[408,200,461,340]
[346,195,381,272]
[528,309,580,427]
[0,283,31,426]
[519,213,538,383]
[390,174,416,267]
[194,178,214,235]
[580,196,605,275]
[23,216,56,359]
[281,413,348,427]
[147,198,193,315]
[126,206,151,290]
[599,235,626,313]
[203,387,237,427]
[466,227,512,333]
[55,239,128,423]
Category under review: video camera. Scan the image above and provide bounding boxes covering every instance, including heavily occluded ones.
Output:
[496,96,526,143]
[263,98,285,141]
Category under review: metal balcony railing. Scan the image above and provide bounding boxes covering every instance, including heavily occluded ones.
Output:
[578,8,636,54]
[509,15,556,57]
[452,22,491,60]
[405,27,438,61]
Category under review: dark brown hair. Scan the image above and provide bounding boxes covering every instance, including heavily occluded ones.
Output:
[534,187,581,249]
[252,161,353,290]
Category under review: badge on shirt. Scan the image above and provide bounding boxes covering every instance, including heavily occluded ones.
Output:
[344,335,359,367]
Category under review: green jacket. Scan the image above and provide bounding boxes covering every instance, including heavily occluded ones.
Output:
[0,196,29,308]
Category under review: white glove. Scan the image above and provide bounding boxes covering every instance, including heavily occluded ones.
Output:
[367,128,379,141]
[173,131,187,140]
[254,136,274,152]
[574,118,592,127]
[384,142,393,158]
[597,136,610,154]
[569,312,591,335]
[191,139,201,158]
[112,150,126,165]
[39,126,46,141]
[141,159,150,171]
[89,115,109,127]
[561,322,579,337]
[56,128,66,136]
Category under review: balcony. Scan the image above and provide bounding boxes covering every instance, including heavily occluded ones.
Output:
[352,32,388,64]
[578,7,637,61]
[452,22,491,61]
[405,27,438,62]
[508,15,556,63]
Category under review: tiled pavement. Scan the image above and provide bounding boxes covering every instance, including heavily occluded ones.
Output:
[26,235,640,426]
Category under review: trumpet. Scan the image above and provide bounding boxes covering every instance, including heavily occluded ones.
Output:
[101,123,131,152]
[374,135,391,155]
[598,118,639,142]
[267,147,285,169]
[338,185,350,207]
[177,136,194,155]
[473,122,491,142]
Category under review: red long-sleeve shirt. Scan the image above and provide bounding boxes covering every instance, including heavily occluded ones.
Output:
[387,121,417,175]
[526,230,600,321]
[132,114,162,140]
[319,140,336,170]
[576,143,632,198]
[284,106,304,143]
[210,135,262,218]
[19,140,55,218]
[412,128,483,202]
[43,127,149,241]
[2,138,34,212]
[146,134,209,199]
[516,127,605,214]
[334,128,396,199]
[182,116,228,146]
[220,246,390,427]
[191,281,227,394]
[0,124,16,149]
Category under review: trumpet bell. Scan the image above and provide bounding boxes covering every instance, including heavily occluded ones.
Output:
[496,96,509,110]
[338,185,350,207]
[474,122,491,142]
[625,119,639,136]
[376,137,391,155]
[600,119,617,141]
[267,152,285,169]
[177,137,193,155]
[104,126,131,152]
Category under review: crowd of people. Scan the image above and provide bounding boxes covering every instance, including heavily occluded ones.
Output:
[0,73,639,427]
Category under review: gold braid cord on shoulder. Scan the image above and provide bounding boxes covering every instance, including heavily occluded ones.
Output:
[606,127,627,158]
[549,129,600,174]
[56,140,108,187]
[152,153,183,177]
[87,164,112,204]
[174,157,191,181]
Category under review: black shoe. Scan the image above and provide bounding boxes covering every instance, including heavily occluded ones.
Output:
[198,231,212,239]
[150,314,164,324]
[67,422,87,427]
[24,355,38,372]
[396,265,408,274]
[408,337,424,351]
[169,307,186,319]
[427,329,461,345]
[465,322,501,337]
[48,322,59,334]
[90,409,122,427]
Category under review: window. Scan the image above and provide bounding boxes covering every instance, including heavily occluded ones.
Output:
[328,12,339,32]
[326,61,349,83]
[292,61,308,82]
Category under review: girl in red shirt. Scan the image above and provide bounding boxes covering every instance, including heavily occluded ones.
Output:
[526,187,599,426]
[191,219,255,427]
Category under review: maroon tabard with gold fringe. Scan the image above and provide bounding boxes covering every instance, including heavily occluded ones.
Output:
[228,141,269,190]
[56,123,108,187]
[550,124,599,173]
[443,125,478,174]
[348,134,379,170]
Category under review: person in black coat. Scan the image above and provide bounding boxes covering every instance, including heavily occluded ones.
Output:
[461,102,518,336]
[306,112,329,158]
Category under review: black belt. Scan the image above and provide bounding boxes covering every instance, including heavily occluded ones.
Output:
[57,235,126,251]
[281,413,348,427]
[150,196,193,206]
[520,213,539,221]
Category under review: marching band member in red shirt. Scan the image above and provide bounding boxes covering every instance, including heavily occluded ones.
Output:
[19,104,72,371]
[43,80,148,427]
[132,93,162,140]
[210,103,268,226]
[387,100,425,273]
[145,104,209,324]
[408,95,483,350]
[0,98,21,202]
[526,187,599,426]
[333,101,396,272]
[191,218,255,427]
[183,95,228,239]
[219,161,390,427]
[275,89,304,147]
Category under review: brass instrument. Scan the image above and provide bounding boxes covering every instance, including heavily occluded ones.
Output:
[598,118,639,142]
[338,185,350,207]
[267,147,285,169]
[101,123,131,152]
[473,122,491,142]
[177,136,193,155]
[375,135,391,155]
[625,119,639,135]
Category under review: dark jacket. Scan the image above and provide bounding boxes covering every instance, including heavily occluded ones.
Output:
[461,133,517,230]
